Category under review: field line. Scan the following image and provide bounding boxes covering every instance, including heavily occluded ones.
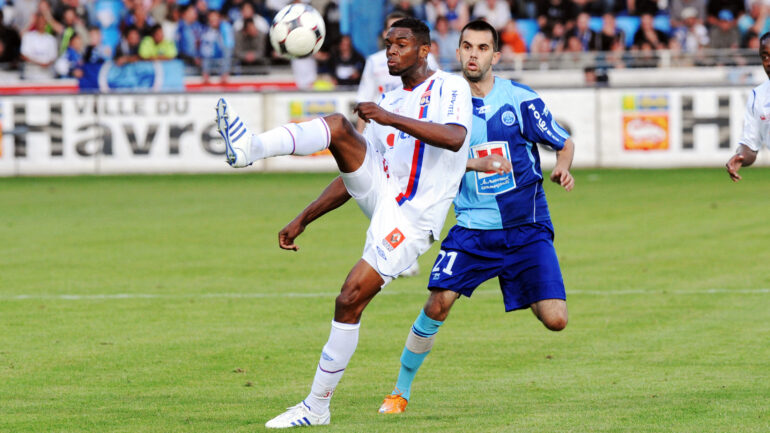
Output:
[1,288,769,301]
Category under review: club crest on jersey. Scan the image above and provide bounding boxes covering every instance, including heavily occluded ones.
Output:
[382,228,405,252]
[420,91,431,107]
[501,111,515,126]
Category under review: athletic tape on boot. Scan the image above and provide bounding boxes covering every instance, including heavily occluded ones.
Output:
[405,329,435,354]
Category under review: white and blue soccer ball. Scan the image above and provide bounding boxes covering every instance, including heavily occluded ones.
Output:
[269,4,326,58]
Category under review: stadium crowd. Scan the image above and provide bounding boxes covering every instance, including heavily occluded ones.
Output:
[0,0,763,84]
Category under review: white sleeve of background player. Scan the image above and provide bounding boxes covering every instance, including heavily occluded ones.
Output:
[427,53,439,71]
[438,75,472,131]
[739,89,761,152]
[356,57,377,103]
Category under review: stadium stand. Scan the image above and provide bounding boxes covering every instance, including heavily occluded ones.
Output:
[0,0,764,93]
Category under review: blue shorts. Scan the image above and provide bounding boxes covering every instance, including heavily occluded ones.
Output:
[427,222,566,312]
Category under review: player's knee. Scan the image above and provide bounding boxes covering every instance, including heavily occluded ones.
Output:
[324,113,354,142]
[542,313,568,331]
[335,281,369,318]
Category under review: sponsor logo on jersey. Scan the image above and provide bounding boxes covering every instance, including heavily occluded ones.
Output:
[447,90,458,115]
[382,228,406,252]
[376,246,387,260]
[501,110,515,126]
[472,141,516,195]
[476,105,491,115]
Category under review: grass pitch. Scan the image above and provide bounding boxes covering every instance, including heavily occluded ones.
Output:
[1,169,769,433]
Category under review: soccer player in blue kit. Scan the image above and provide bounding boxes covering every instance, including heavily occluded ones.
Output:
[379,19,576,414]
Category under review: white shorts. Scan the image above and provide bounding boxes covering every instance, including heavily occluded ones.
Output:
[340,143,433,285]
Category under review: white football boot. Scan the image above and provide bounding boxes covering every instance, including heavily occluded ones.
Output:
[265,401,330,428]
[216,98,253,168]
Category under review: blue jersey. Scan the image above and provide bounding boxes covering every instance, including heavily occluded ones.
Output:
[454,77,569,230]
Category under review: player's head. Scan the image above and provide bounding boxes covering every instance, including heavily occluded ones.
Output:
[457,19,501,83]
[760,32,770,78]
[385,17,431,76]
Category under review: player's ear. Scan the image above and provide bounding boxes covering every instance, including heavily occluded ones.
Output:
[491,50,502,66]
[419,43,430,59]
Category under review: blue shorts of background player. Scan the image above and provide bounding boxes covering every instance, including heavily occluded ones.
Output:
[429,221,566,312]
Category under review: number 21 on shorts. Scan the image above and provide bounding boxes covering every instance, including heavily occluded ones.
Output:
[431,250,458,276]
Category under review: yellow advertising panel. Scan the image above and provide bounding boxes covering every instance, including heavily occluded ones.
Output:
[623,114,669,150]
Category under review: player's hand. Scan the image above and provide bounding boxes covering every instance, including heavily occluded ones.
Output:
[353,102,392,125]
[726,154,744,182]
[467,155,511,174]
[550,166,574,191]
[278,218,306,251]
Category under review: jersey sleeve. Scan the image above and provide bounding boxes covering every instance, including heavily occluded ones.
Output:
[518,93,569,151]
[739,89,761,152]
[356,56,377,103]
[438,74,472,131]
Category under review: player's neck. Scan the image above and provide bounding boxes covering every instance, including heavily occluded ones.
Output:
[401,65,434,90]
[468,74,495,98]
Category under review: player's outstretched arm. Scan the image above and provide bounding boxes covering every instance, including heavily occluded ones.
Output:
[726,144,758,182]
[278,177,351,251]
[353,102,467,151]
[467,154,512,173]
[550,138,575,191]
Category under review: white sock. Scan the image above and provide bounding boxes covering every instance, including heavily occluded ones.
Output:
[249,118,330,162]
[303,320,360,415]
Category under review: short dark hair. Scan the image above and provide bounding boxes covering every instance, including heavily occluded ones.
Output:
[385,11,410,28]
[460,19,500,52]
[390,17,431,46]
[760,31,770,48]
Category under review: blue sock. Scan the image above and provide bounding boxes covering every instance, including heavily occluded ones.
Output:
[394,310,443,401]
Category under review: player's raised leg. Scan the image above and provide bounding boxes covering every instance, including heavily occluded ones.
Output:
[380,289,458,414]
[215,98,367,173]
[266,260,384,428]
[530,299,568,331]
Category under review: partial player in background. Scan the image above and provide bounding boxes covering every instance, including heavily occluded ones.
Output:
[356,11,439,133]
[378,20,575,414]
[216,18,472,428]
[726,32,770,182]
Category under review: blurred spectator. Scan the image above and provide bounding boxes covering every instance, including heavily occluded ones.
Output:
[10,0,40,32]
[20,12,58,79]
[566,12,596,51]
[706,0,745,27]
[161,4,181,44]
[139,23,177,60]
[594,12,625,51]
[319,0,341,54]
[531,20,566,54]
[54,32,84,77]
[199,9,233,83]
[234,17,266,68]
[328,34,365,86]
[670,0,707,29]
[390,0,417,18]
[738,1,769,40]
[54,0,89,25]
[672,7,708,54]
[122,2,156,36]
[709,10,740,49]
[431,15,460,69]
[743,30,760,50]
[632,13,669,50]
[55,7,88,55]
[0,9,21,69]
[150,0,174,24]
[472,0,512,31]
[195,0,210,25]
[627,0,660,16]
[176,4,202,66]
[571,0,605,16]
[500,20,527,55]
[536,0,578,28]
[114,26,142,65]
[89,0,127,52]
[425,0,469,33]
[83,26,113,63]
[232,2,269,34]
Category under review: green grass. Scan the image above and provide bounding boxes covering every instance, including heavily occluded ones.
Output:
[1,169,769,433]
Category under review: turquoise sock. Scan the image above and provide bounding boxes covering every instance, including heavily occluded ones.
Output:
[394,310,443,401]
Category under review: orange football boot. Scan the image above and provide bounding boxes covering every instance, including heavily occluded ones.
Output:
[378,393,408,414]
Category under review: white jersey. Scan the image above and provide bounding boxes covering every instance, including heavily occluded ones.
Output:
[740,80,770,152]
[356,49,439,103]
[363,69,472,238]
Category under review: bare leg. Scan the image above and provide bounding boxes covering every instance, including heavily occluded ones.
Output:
[530,298,568,331]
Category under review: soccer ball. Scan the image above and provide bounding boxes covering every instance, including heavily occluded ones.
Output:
[269,4,326,58]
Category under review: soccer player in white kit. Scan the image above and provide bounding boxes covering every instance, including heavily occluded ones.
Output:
[214,18,472,428]
[726,32,770,181]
